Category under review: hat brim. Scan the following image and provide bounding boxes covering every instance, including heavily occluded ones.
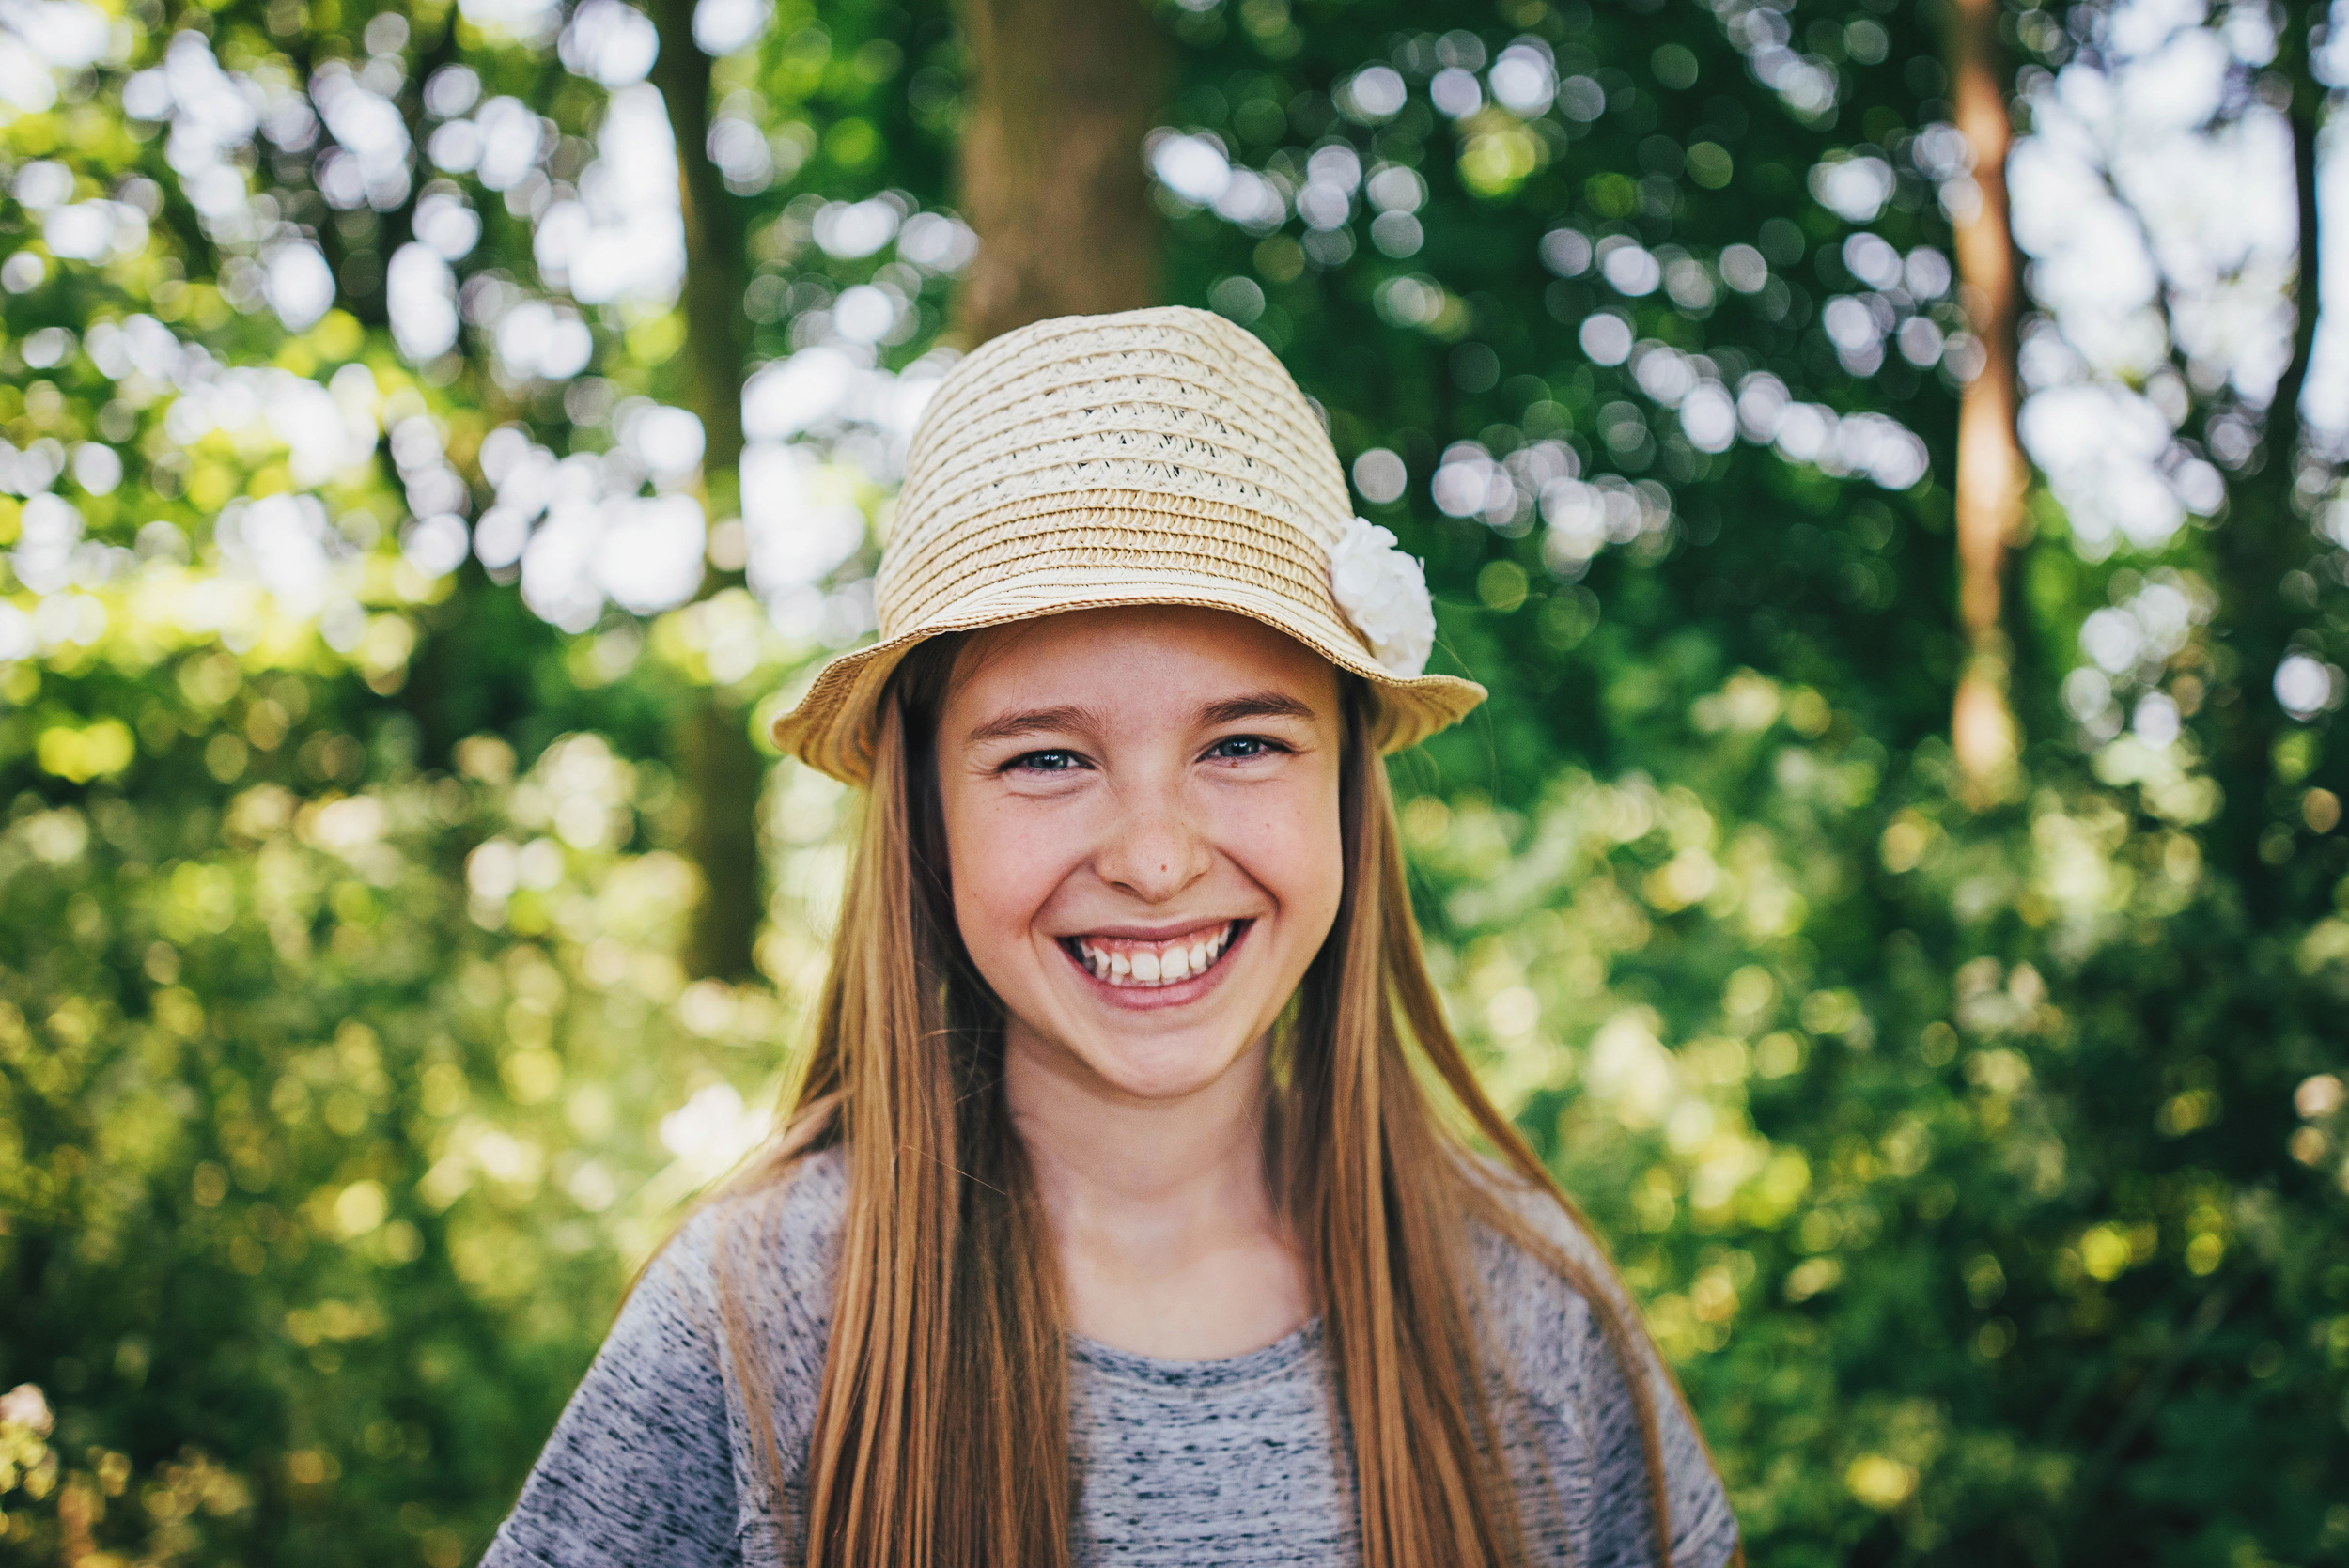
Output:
[770,574,1486,786]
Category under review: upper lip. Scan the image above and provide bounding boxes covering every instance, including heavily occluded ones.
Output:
[1056,918,1247,941]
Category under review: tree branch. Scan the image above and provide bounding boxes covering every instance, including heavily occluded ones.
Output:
[2067,1284,2237,1523]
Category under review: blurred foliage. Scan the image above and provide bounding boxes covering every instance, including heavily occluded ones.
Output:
[2,0,2346,1562]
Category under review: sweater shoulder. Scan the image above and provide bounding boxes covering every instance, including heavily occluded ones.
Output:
[654,1144,848,1506]
[1455,1157,1742,1568]
[661,1142,850,1308]
[1457,1157,1626,1358]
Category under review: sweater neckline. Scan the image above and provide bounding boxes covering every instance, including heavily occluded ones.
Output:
[1067,1318,1324,1390]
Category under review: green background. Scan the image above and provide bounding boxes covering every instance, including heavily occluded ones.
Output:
[1,0,2345,1562]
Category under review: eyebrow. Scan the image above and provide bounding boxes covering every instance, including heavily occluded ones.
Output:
[964,705,1100,746]
[961,691,1318,747]
[1195,691,1319,727]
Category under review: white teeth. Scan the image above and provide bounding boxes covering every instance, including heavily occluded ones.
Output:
[1073,924,1237,988]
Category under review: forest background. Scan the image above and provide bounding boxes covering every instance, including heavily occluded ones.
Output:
[1,0,2346,1559]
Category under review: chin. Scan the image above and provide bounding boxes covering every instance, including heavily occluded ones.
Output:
[1075,1030,1259,1101]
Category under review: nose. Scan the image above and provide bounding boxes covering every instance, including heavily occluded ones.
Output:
[1093,773,1214,906]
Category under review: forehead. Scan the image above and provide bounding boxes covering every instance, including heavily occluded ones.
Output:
[945,607,1338,710]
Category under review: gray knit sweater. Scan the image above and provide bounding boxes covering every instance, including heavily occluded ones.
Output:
[484,1147,1738,1567]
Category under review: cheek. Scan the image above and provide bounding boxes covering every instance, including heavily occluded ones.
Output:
[1301,807,1347,933]
[941,789,1068,961]
[1243,779,1346,941]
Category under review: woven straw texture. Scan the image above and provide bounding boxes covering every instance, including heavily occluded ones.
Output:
[770,306,1486,784]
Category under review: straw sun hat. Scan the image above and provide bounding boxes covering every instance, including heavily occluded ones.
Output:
[770,305,1486,785]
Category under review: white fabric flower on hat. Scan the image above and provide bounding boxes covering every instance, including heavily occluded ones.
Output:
[1327,516,1436,678]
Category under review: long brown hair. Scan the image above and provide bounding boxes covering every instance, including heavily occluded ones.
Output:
[707,637,1703,1566]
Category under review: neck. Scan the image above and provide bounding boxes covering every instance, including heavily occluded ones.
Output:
[1005,1025,1277,1234]
[1003,1027,1309,1358]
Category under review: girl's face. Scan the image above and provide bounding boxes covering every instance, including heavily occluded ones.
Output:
[933,607,1346,1103]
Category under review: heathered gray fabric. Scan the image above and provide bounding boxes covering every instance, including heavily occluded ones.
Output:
[484,1146,1737,1568]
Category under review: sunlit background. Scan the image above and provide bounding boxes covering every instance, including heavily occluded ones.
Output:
[2,0,2347,1560]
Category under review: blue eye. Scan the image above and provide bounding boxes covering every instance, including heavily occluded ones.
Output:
[1208,736,1279,760]
[1010,749,1082,772]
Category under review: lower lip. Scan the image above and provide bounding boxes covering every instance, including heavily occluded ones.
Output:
[1059,922,1252,1011]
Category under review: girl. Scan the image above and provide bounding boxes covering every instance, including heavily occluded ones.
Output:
[485,308,1739,1568]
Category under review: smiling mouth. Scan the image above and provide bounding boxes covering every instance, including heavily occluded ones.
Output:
[1061,921,1247,989]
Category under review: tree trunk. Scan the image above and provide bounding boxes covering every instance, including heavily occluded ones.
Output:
[649,0,762,980]
[1943,0,2027,807]
[648,0,748,511]
[675,698,767,979]
[952,0,1168,346]
[2264,29,2323,445]
[2206,1,2324,921]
